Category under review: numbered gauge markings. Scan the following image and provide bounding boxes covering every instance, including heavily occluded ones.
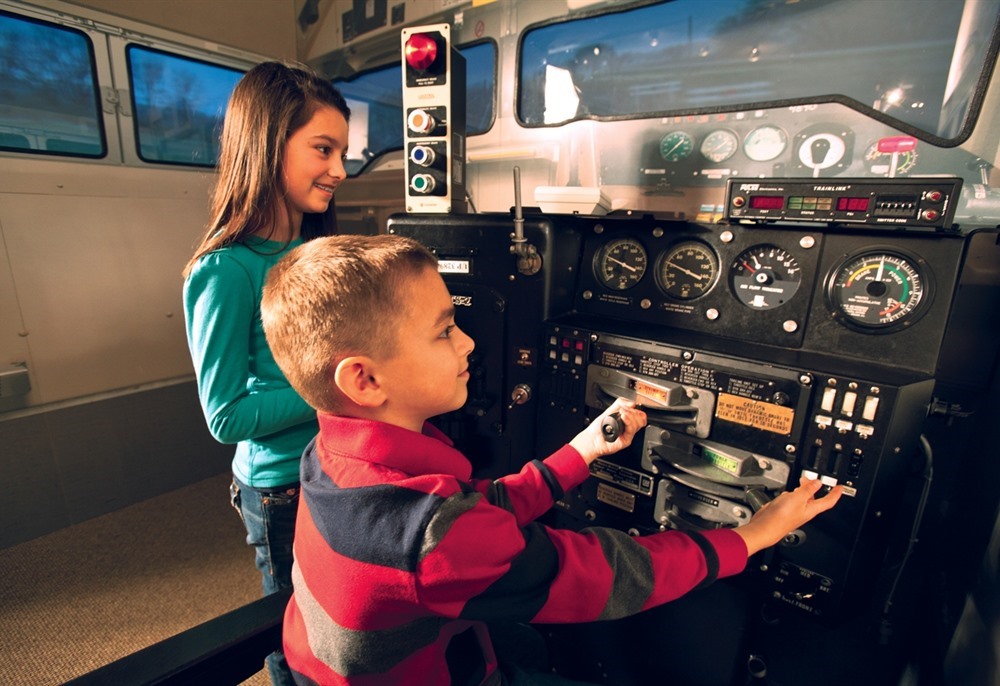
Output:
[826,250,932,332]
[730,244,802,309]
[656,241,719,300]
[595,237,648,290]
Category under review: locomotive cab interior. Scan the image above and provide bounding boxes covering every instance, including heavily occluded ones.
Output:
[2,0,1000,684]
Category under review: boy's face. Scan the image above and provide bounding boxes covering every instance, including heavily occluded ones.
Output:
[375,266,475,432]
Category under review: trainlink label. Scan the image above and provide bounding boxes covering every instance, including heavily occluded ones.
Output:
[715,392,794,434]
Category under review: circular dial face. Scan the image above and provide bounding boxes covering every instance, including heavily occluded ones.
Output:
[730,244,802,309]
[659,131,694,162]
[827,251,929,330]
[657,241,719,300]
[595,238,648,290]
[700,129,739,163]
[743,125,788,162]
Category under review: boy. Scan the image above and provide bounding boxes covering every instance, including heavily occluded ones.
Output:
[260,234,842,685]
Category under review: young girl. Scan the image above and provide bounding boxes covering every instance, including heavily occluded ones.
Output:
[182,61,349,686]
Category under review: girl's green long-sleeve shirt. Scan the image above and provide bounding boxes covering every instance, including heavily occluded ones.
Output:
[183,237,317,488]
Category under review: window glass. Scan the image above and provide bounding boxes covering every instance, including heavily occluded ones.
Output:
[127,45,244,166]
[336,40,496,176]
[518,0,999,141]
[0,11,105,156]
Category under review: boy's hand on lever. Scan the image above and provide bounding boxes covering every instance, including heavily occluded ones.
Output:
[734,476,843,556]
[570,399,648,466]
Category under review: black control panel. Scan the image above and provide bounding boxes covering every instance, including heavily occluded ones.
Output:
[537,326,932,618]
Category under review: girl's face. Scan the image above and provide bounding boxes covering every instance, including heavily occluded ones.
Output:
[280,104,349,231]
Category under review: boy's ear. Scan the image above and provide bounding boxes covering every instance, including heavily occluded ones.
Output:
[334,356,386,408]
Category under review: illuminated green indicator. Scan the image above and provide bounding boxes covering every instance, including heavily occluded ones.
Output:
[700,446,742,475]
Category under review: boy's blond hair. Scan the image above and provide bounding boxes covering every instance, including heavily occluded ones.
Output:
[261,234,438,413]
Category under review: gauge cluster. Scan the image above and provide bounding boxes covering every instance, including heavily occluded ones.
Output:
[613,102,967,193]
[576,220,822,347]
[573,216,964,369]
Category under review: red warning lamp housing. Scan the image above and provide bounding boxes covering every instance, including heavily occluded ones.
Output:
[404,33,439,72]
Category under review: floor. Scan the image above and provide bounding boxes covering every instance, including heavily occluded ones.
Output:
[0,472,273,685]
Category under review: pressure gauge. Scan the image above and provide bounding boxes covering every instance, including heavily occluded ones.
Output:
[743,125,788,162]
[595,237,648,290]
[657,241,719,300]
[659,131,695,162]
[730,244,802,309]
[700,129,739,164]
[826,249,932,332]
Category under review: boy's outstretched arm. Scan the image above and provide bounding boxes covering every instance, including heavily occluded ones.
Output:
[734,476,843,556]
[568,398,648,464]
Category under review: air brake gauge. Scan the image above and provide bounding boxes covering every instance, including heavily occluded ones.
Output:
[700,129,739,163]
[595,237,648,290]
[657,241,719,300]
[826,249,932,332]
[730,244,802,309]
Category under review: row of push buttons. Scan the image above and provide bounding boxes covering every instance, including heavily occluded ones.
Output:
[820,386,879,420]
[548,334,586,367]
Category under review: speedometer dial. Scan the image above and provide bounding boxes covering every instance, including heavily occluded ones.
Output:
[826,250,932,332]
[659,131,695,162]
[595,238,648,291]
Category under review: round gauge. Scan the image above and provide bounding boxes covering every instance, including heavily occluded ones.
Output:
[657,241,719,300]
[659,131,695,162]
[826,250,932,332]
[730,244,802,309]
[743,125,788,162]
[864,142,918,176]
[595,237,648,291]
[700,129,739,164]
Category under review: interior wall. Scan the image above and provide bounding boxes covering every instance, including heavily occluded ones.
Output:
[60,0,301,60]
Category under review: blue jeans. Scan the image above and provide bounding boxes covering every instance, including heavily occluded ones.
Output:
[231,477,299,686]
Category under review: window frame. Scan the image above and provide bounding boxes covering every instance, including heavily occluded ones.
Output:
[0,6,116,162]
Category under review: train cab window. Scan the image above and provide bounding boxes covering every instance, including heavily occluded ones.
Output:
[125,45,244,166]
[335,40,496,176]
[518,0,999,142]
[0,10,105,157]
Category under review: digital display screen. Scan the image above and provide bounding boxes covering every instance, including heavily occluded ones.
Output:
[836,196,871,212]
[749,195,785,210]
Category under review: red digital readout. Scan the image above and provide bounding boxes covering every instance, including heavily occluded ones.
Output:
[836,196,871,212]
[749,195,785,210]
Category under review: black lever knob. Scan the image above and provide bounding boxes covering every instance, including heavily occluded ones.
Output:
[600,412,624,442]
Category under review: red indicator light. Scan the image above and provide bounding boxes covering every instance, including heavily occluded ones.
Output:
[876,136,917,154]
[749,195,784,210]
[405,33,439,71]
[836,197,870,212]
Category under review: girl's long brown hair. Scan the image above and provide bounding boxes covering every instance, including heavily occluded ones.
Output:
[183,61,350,278]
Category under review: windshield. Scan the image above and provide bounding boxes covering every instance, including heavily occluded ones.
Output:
[518,0,999,143]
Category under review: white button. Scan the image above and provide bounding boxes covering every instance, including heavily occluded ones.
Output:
[802,470,819,480]
[821,387,837,413]
[862,396,879,421]
[841,391,857,416]
[820,475,838,487]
